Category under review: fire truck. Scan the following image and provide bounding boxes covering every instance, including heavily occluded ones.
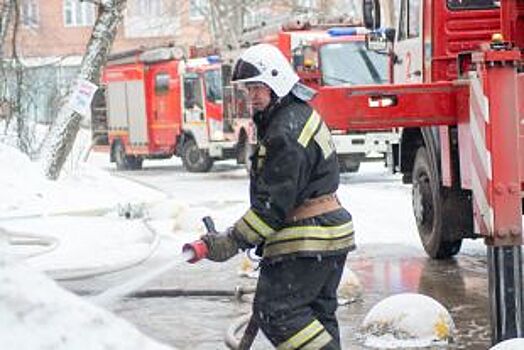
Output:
[349,0,523,344]
[94,46,255,172]
[247,20,400,172]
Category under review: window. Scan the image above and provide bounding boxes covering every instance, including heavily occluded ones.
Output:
[21,0,39,27]
[204,69,222,102]
[447,0,500,10]
[155,73,170,94]
[125,0,179,38]
[296,0,317,8]
[183,74,203,110]
[64,0,95,27]
[243,8,271,29]
[408,0,421,38]
[134,0,163,17]
[190,0,208,19]
[320,42,388,86]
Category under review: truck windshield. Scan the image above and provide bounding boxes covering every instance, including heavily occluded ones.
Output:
[447,0,500,10]
[320,42,387,86]
[204,69,223,103]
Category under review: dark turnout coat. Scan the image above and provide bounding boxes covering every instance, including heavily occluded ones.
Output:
[232,93,355,260]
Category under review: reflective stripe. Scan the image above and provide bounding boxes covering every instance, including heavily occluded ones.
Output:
[277,320,325,350]
[298,111,321,147]
[314,122,335,159]
[264,222,354,258]
[243,209,274,237]
[302,330,333,350]
[264,234,354,258]
[268,222,354,243]
[234,218,265,245]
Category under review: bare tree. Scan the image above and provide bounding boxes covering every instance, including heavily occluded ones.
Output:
[41,0,127,180]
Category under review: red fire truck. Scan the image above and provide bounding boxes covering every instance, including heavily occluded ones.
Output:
[249,21,400,172]
[351,0,523,344]
[95,46,255,172]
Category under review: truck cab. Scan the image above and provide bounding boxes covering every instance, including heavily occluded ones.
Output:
[264,24,400,172]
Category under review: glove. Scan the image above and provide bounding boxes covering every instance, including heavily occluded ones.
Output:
[200,228,240,262]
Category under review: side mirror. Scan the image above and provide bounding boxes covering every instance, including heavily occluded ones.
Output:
[365,28,396,52]
[365,32,387,52]
[363,0,381,30]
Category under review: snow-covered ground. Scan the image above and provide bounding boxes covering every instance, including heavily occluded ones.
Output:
[0,135,487,349]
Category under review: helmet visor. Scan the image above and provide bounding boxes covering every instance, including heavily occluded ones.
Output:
[232,59,262,82]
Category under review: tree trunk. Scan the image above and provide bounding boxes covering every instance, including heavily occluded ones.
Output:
[0,0,15,57]
[41,0,126,180]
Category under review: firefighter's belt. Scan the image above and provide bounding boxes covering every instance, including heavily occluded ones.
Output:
[286,194,341,223]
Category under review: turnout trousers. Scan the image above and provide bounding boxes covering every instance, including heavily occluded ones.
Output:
[253,254,347,350]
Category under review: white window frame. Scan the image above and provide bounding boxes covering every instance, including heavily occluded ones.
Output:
[21,0,39,27]
[134,0,163,17]
[189,0,208,20]
[64,0,96,27]
[296,0,317,8]
[124,0,179,38]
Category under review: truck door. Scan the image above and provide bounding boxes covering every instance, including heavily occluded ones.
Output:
[393,0,423,83]
[182,73,209,148]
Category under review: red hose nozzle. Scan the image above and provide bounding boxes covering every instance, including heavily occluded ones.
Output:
[183,240,209,263]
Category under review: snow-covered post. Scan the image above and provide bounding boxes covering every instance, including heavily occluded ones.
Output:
[41,0,126,180]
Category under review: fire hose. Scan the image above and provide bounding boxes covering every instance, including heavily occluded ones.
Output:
[183,216,260,349]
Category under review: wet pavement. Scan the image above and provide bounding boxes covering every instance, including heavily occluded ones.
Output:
[63,243,492,350]
[67,159,493,349]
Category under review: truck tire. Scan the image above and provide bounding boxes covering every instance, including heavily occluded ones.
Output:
[113,142,130,170]
[113,142,143,171]
[128,156,143,170]
[412,147,463,259]
[338,154,364,173]
[181,138,213,172]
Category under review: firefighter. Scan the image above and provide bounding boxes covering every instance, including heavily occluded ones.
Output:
[201,43,355,349]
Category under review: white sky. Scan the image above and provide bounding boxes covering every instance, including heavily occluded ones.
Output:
[0,138,487,349]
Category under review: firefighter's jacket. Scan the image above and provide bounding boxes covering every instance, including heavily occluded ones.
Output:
[232,93,355,260]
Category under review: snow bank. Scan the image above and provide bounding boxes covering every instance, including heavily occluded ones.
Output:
[0,261,174,350]
[0,142,164,219]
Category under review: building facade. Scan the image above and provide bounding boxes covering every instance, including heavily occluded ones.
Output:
[5,0,358,123]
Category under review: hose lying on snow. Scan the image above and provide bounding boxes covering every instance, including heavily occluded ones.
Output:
[129,286,255,299]
[0,228,60,259]
[225,313,259,350]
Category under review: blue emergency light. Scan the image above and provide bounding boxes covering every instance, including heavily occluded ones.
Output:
[207,55,221,64]
[327,27,368,37]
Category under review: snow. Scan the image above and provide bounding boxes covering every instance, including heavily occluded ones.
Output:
[0,136,487,349]
[0,262,172,350]
[0,141,176,349]
[489,338,524,350]
[360,293,454,348]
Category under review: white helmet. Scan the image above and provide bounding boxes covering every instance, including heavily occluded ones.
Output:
[232,44,299,97]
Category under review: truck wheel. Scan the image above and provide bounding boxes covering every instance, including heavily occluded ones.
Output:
[181,138,213,172]
[113,142,130,170]
[128,156,143,170]
[338,154,363,173]
[412,147,463,259]
[113,142,142,171]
